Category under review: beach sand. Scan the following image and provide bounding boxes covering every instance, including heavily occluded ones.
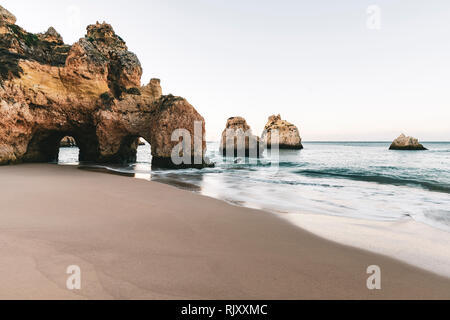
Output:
[0,164,449,299]
[286,213,450,279]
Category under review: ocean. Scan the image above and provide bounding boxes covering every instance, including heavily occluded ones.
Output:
[59,141,450,233]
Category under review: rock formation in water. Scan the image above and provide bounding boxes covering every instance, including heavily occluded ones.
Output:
[220,117,263,157]
[0,5,208,167]
[60,136,77,147]
[138,137,147,146]
[262,114,303,149]
[389,134,427,150]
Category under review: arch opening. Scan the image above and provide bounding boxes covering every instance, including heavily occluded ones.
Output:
[23,128,100,165]
[106,135,153,166]
[58,136,80,164]
[24,130,72,163]
[136,137,152,164]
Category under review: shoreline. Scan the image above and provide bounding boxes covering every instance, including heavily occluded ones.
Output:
[0,163,449,299]
[83,163,450,277]
[284,213,450,279]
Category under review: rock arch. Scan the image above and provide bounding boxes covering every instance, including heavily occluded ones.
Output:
[23,128,99,163]
[0,8,208,167]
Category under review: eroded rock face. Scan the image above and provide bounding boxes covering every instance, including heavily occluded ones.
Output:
[0,5,15,26]
[0,6,208,167]
[262,114,303,150]
[389,134,427,150]
[38,27,64,44]
[220,117,263,157]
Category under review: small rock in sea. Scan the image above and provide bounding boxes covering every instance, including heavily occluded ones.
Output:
[389,134,427,150]
[220,117,264,158]
[261,114,303,150]
[60,136,77,147]
[138,137,146,146]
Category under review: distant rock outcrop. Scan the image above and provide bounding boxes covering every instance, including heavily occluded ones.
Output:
[0,5,208,168]
[138,137,146,146]
[262,115,303,150]
[389,134,427,150]
[60,136,77,148]
[220,117,263,157]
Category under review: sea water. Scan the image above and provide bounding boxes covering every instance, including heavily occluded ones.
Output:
[59,141,450,232]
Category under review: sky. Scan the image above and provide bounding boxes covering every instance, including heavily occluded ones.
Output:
[2,0,450,141]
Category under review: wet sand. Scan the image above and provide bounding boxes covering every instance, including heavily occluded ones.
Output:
[0,164,449,299]
[286,213,450,278]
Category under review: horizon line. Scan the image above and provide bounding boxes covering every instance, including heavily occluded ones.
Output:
[206,140,450,143]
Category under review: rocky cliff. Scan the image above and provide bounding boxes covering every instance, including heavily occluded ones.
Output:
[0,5,207,167]
[262,115,303,149]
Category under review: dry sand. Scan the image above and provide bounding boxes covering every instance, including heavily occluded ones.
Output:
[0,164,449,299]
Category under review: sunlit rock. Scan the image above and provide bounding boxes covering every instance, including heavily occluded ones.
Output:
[389,134,427,151]
[262,114,303,150]
[220,117,263,158]
[0,6,209,167]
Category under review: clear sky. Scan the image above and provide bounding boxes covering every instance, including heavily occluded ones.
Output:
[3,0,450,141]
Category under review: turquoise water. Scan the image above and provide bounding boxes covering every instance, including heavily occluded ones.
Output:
[59,141,450,232]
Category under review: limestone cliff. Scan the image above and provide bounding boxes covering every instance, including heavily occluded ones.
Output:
[0,6,207,167]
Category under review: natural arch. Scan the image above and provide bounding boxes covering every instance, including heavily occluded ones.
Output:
[0,19,210,168]
[94,95,208,168]
[22,128,100,164]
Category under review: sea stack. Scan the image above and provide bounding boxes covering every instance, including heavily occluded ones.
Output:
[220,117,263,157]
[262,114,303,149]
[60,136,77,147]
[389,134,427,150]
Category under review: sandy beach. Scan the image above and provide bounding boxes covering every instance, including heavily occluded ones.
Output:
[0,164,448,300]
[286,213,450,279]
